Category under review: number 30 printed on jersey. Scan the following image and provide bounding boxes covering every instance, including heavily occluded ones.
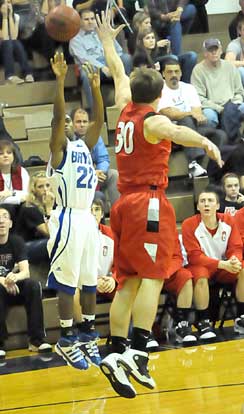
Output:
[115,121,134,154]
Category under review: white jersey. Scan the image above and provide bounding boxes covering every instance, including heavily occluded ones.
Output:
[47,139,97,210]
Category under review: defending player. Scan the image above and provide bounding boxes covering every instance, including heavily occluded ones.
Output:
[47,53,104,369]
[95,12,223,399]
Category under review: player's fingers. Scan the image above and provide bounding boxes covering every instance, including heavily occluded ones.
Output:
[95,13,102,28]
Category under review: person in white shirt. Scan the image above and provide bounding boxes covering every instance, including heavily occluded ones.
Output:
[158,57,228,178]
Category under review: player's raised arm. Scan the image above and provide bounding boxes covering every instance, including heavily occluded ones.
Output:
[96,11,131,111]
[83,64,104,149]
[50,52,67,169]
[144,114,223,168]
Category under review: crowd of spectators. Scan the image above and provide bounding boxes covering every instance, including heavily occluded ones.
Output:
[2,0,244,356]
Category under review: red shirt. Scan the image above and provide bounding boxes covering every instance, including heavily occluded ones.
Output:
[115,102,171,194]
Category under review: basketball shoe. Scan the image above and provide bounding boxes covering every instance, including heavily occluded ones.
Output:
[234,315,244,334]
[118,348,156,389]
[175,321,198,344]
[195,319,216,340]
[100,353,136,399]
[78,332,102,367]
[55,336,89,370]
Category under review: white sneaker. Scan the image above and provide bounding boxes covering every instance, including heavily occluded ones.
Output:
[188,161,207,178]
[0,349,6,359]
[100,353,136,399]
[7,76,24,85]
[119,348,156,389]
[25,74,34,83]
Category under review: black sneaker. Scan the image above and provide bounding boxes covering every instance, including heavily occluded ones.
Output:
[118,348,155,389]
[234,315,244,334]
[175,321,197,344]
[195,319,216,340]
[146,332,160,352]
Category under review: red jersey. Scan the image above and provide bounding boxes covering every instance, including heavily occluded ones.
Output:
[182,213,243,273]
[115,102,172,194]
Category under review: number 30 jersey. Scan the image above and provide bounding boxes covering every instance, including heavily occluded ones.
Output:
[48,139,97,209]
[115,102,172,194]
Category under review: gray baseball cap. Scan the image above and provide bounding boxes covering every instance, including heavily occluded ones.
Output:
[203,38,221,50]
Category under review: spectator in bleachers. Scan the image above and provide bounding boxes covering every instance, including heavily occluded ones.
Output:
[225,17,244,87]
[191,38,244,143]
[146,0,196,56]
[69,8,132,111]
[219,173,244,216]
[127,11,152,55]
[0,0,34,84]
[133,27,196,82]
[0,140,29,205]
[0,205,52,358]
[15,171,54,264]
[71,107,120,209]
[132,27,170,70]
[182,188,244,339]
[158,57,228,178]
[229,0,244,40]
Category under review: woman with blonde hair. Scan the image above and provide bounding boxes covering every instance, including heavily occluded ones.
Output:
[15,171,55,264]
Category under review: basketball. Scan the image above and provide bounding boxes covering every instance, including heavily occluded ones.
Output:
[45,5,81,42]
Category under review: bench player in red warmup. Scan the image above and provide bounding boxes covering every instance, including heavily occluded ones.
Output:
[96,12,223,399]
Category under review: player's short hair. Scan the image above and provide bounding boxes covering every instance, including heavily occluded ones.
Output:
[130,67,164,103]
[198,185,220,203]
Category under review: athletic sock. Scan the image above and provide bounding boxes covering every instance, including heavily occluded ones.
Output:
[196,309,209,322]
[174,307,191,325]
[237,302,244,318]
[131,327,150,352]
[111,336,128,354]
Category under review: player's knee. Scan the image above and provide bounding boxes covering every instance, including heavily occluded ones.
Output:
[195,277,208,290]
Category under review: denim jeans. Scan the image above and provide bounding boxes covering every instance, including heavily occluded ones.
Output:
[0,40,32,79]
[203,108,219,128]
[168,4,197,55]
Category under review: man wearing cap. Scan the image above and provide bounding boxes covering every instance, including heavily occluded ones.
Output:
[191,38,244,143]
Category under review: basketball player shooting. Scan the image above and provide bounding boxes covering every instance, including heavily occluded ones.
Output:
[46,52,104,370]
[95,12,223,399]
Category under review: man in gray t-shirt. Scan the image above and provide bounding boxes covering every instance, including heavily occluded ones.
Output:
[226,17,244,86]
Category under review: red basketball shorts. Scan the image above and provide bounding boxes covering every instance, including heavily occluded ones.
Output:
[110,189,176,289]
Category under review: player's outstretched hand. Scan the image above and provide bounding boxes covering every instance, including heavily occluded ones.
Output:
[82,62,100,89]
[96,10,125,42]
[50,52,68,80]
[203,139,224,168]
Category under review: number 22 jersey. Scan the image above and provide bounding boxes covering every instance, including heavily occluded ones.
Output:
[48,139,98,209]
[115,102,172,194]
